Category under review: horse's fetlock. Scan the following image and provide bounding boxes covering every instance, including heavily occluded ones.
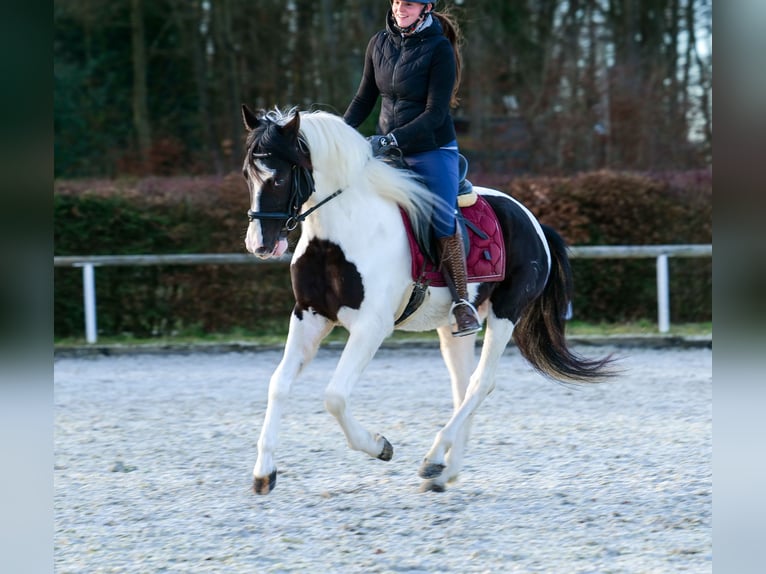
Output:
[435,430,451,449]
[324,391,346,417]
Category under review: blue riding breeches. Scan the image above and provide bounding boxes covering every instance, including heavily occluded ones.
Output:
[404,140,459,238]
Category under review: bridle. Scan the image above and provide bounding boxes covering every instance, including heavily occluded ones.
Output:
[246,138,343,232]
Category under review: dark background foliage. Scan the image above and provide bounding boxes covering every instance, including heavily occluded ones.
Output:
[54,0,712,178]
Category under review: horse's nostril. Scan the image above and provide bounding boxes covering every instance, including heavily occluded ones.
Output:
[252,246,271,260]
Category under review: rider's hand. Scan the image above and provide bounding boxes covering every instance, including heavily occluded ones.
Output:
[368,134,398,157]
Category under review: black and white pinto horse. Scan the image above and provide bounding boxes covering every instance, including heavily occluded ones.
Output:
[241,106,612,494]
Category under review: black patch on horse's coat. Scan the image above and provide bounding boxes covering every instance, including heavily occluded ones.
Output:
[475,195,550,323]
[291,238,364,322]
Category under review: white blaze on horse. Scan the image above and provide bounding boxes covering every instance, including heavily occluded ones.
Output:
[241,106,613,494]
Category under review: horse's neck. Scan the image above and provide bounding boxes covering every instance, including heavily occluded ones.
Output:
[302,185,400,244]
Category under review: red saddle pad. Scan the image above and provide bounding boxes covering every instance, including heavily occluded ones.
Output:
[401,195,506,287]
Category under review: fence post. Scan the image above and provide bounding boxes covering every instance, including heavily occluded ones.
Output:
[82,263,98,344]
[656,254,670,333]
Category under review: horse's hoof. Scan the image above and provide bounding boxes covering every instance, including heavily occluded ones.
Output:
[253,470,277,495]
[419,480,446,493]
[418,461,446,479]
[377,436,394,461]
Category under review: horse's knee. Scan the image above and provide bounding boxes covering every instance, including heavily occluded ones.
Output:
[266,374,292,403]
[267,387,290,404]
[324,390,346,418]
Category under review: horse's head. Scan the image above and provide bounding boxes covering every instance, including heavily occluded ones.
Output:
[241,105,314,259]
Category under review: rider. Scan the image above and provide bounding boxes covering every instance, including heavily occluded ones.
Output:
[343,0,481,337]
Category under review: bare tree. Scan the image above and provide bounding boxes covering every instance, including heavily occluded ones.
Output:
[131,0,152,166]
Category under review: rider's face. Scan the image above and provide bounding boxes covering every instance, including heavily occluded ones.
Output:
[391,1,428,29]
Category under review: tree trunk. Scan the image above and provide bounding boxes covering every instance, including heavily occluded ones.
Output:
[131,0,152,169]
[607,0,643,168]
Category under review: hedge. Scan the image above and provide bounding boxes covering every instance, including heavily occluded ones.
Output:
[54,169,711,338]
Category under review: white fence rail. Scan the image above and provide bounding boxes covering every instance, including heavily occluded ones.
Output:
[54,245,712,343]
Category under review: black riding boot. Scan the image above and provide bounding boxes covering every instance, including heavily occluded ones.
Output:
[437,232,482,337]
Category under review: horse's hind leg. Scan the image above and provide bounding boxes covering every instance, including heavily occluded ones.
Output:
[419,311,514,483]
[420,325,477,493]
[324,320,394,462]
[253,310,333,494]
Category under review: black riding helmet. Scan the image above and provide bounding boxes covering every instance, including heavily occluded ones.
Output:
[388,0,435,10]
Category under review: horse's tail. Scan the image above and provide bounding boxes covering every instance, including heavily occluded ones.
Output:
[512,225,616,383]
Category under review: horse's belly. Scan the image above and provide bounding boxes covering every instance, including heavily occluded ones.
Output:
[394,286,454,332]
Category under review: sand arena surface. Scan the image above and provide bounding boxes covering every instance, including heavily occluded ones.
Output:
[55,345,711,573]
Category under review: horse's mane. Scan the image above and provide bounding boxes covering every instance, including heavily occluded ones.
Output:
[263,109,438,228]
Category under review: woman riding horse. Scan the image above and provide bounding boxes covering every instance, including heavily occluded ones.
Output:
[343,0,481,336]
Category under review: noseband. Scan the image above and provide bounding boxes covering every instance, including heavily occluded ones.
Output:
[246,140,343,232]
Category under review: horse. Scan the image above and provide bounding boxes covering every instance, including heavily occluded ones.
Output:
[240,106,613,494]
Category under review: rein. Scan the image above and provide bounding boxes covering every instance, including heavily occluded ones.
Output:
[247,148,343,231]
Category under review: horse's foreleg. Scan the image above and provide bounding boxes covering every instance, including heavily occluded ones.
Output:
[419,312,514,482]
[324,321,393,461]
[420,325,477,492]
[253,310,333,494]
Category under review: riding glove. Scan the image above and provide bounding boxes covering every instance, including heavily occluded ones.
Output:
[368,134,399,157]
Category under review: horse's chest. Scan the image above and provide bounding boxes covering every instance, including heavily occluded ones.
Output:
[290,238,364,321]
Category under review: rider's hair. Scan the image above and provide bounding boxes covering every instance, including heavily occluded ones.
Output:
[433,9,463,108]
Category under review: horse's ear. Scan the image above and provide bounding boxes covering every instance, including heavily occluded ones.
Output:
[281,111,301,139]
[241,104,260,131]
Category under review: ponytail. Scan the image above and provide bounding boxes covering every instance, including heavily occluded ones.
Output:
[433,10,463,108]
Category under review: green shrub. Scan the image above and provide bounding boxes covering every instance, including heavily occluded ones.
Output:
[54,170,711,338]
[473,169,712,322]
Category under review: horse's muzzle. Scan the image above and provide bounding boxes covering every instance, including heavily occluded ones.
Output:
[249,237,288,260]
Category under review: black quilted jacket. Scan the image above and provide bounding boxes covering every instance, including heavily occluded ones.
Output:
[343,11,457,154]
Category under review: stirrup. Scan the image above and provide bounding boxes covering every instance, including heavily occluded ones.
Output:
[449,299,482,337]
